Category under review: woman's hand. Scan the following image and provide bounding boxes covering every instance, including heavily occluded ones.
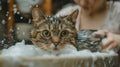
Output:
[94,30,119,52]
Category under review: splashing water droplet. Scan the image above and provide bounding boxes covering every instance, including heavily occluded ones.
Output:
[17,11,20,15]
[0,6,2,11]
[13,7,17,14]
[35,5,39,7]
[17,27,20,30]
[1,20,6,25]
[20,17,23,19]
[13,4,17,8]
[22,32,25,35]
[8,16,11,20]
[28,19,32,23]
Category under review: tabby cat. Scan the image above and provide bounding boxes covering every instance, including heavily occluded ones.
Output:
[31,8,78,54]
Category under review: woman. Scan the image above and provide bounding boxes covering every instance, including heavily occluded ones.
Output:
[56,0,120,52]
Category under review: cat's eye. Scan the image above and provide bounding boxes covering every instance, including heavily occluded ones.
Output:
[42,30,50,37]
[61,30,68,37]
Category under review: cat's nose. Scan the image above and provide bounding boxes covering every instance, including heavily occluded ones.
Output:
[54,42,58,47]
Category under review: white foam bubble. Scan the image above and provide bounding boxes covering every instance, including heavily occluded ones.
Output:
[0,40,117,58]
[0,40,118,67]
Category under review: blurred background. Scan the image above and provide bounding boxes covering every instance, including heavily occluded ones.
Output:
[0,0,120,49]
[0,0,75,49]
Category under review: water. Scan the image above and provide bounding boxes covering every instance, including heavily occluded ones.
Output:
[0,40,118,67]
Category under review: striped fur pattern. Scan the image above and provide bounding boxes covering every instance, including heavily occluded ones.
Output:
[31,8,78,52]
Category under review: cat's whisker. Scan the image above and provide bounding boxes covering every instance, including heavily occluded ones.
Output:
[40,46,48,50]
[49,43,55,48]
[31,8,78,54]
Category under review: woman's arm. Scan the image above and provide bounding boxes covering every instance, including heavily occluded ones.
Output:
[94,30,120,52]
[113,33,120,50]
[96,2,120,52]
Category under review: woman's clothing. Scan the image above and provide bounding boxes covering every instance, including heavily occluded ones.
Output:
[55,2,120,34]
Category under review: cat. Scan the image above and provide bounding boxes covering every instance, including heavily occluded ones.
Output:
[31,8,78,55]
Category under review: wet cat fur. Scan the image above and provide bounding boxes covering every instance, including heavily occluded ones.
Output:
[31,8,78,52]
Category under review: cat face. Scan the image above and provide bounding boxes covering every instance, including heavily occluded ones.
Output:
[31,8,78,51]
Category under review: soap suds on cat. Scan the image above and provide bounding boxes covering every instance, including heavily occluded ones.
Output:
[1,40,117,58]
[0,40,118,67]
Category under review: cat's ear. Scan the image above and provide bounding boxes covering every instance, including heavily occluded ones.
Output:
[68,9,79,23]
[60,9,79,24]
[32,8,45,22]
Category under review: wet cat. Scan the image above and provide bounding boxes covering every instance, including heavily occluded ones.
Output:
[31,8,78,54]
